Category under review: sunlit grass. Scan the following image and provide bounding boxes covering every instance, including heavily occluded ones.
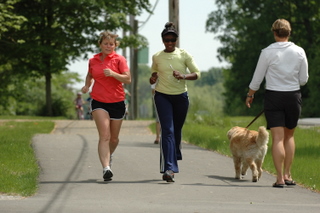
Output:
[0,115,66,120]
[291,127,320,191]
[0,121,54,196]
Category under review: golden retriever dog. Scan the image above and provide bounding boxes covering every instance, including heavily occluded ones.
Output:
[227,126,269,182]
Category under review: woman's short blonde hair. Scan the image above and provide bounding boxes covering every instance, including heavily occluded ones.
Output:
[98,31,120,46]
[271,19,291,38]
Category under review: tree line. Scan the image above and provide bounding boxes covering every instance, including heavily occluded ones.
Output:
[0,0,225,119]
[3,0,318,118]
[0,0,150,116]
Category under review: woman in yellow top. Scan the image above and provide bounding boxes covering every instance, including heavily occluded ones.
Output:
[149,22,201,182]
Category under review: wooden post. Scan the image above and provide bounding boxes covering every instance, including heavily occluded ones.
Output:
[122,17,127,59]
[129,15,138,120]
[168,0,179,47]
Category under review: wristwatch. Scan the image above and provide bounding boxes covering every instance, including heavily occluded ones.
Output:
[247,93,254,98]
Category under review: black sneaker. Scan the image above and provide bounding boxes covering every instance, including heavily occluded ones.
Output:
[162,170,175,182]
[103,169,113,181]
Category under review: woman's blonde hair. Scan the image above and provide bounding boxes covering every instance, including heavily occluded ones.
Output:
[271,19,291,38]
[98,31,120,46]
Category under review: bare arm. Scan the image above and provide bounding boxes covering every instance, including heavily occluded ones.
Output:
[104,69,131,84]
[149,72,158,84]
[81,72,93,94]
[173,71,198,80]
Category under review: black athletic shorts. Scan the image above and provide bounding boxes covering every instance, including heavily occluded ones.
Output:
[264,90,302,129]
[91,99,126,120]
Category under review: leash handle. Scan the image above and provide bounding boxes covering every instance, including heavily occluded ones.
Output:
[246,110,264,129]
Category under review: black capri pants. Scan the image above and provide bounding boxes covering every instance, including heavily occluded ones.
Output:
[264,90,302,129]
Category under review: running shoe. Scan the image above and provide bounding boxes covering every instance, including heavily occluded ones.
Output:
[162,170,175,182]
[103,169,113,181]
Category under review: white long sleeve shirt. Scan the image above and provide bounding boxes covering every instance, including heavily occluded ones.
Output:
[249,42,309,91]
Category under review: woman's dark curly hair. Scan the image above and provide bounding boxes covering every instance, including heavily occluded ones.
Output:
[161,22,179,38]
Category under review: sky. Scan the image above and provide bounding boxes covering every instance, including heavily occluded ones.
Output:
[69,0,228,89]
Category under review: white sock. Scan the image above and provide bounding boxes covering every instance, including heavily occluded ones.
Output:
[103,166,111,171]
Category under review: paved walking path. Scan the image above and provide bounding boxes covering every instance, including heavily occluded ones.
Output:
[298,117,320,126]
[0,120,319,213]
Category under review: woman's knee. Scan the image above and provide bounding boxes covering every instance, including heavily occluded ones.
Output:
[98,135,111,143]
[110,138,119,144]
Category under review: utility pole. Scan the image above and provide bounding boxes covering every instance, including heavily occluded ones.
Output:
[122,18,131,120]
[129,15,138,120]
[122,20,127,59]
[168,0,179,47]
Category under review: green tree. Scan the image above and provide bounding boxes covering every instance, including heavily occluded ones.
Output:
[0,0,27,113]
[206,0,320,116]
[195,67,223,87]
[0,0,27,36]
[0,0,150,116]
[0,70,81,117]
[137,64,153,118]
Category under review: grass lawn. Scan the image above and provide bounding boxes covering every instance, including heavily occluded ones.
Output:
[0,120,55,196]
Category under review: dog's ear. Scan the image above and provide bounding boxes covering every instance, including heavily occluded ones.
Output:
[227,129,234,140]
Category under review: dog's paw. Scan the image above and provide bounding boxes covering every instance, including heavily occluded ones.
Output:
[252,177,259,182]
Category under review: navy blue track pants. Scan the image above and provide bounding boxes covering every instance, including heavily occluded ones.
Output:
[154,91,189,173]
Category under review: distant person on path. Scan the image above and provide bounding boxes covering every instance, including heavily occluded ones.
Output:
[74,92,85,120]
[246,19,309,188]
[86,94,93,120]
[123,85,131,120]
[149,22,201,182]
[151,83,161,144]
[81,31,131,181]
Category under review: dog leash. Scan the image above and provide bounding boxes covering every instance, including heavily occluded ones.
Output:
[246,109,264,129]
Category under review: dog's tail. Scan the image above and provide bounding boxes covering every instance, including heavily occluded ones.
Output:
[256,126,269,147]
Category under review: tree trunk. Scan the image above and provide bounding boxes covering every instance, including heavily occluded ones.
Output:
[45,72,52,116]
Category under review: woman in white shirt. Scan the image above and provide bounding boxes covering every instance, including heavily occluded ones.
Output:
[246,19,309,188]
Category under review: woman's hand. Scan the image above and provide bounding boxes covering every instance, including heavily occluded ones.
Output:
[246,97,254,108]
[81,86,89,94]
[173,70,185,80]
[245,91,255,108]
[150,72,158,84]
[103,68,114,77]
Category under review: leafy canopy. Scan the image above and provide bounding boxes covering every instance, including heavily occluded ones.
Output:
[0,0,151,116]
